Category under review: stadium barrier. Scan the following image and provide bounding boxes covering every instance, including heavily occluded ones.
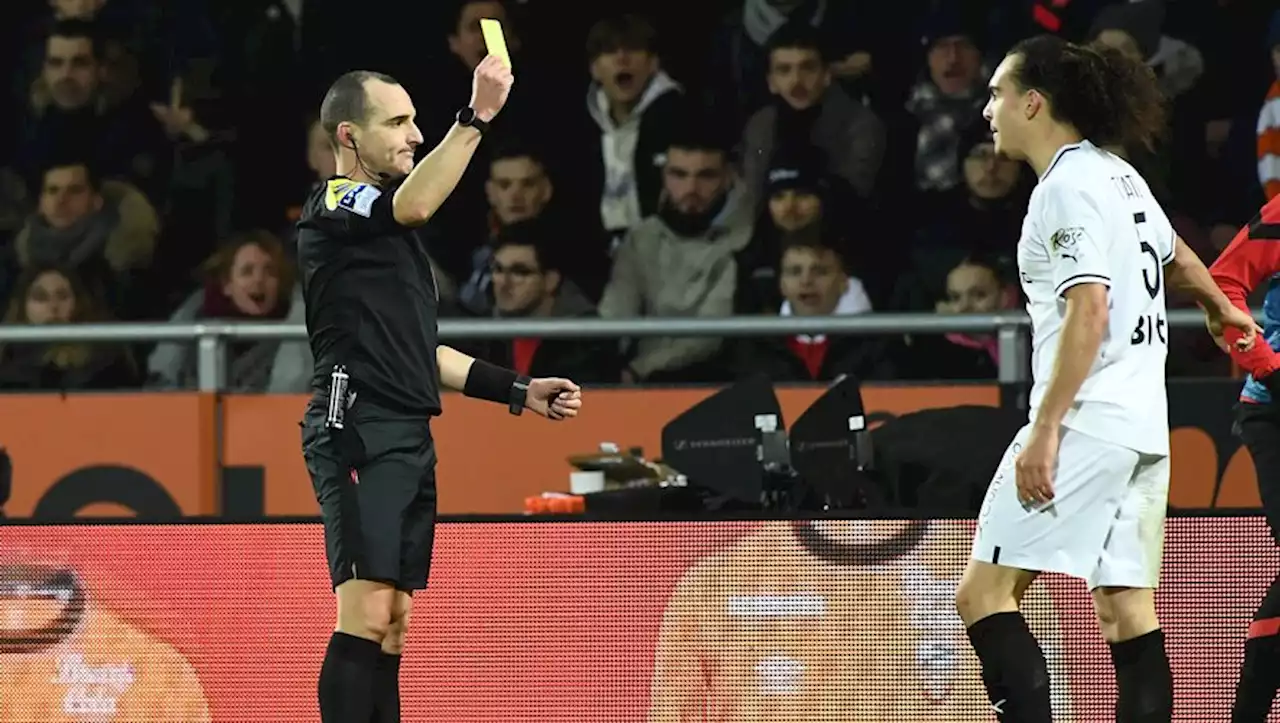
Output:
[0,380,1259,519]
[0,308,1246,389]
[0,516,1273,722]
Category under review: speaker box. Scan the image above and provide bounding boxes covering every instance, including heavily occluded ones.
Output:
[661,374,784,507]
[788,375,886,509]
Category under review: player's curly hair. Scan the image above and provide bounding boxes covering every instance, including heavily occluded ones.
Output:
[1009,34,1166,152]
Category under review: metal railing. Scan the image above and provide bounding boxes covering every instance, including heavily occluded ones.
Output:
[0,309,1243,391]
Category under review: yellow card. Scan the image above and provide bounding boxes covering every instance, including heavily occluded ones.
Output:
[480,18,512,68]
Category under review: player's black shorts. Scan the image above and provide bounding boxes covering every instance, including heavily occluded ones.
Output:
[301,400,438,592]
[1235,403,1280,544]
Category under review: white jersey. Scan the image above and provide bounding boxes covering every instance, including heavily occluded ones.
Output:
[1017,140,1173,456]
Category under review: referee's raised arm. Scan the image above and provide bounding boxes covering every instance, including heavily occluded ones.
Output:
[316,56,513,228]
[391,55,513,226]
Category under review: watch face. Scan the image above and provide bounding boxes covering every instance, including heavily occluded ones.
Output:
[458,107,475,124]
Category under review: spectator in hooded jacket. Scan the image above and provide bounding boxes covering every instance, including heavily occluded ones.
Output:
[734,229,888,383]
[599,123,750,384]
[575,14,685,246]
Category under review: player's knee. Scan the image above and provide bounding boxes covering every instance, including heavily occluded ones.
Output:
[335,581,397,641]
[382,595,412,654]
[1094,601,1121,641]
[383,616,409,654]
[955,570,1003,624]
[1093,586,1159,643]
[956,561,1030,626]
[954,575,980,621]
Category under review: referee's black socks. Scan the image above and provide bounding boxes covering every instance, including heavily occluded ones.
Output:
[1232,571,1280,722]
[373,652,402,723]
[966,611,1053,722]
[1109,628,1173,722]
[318,631,380,722]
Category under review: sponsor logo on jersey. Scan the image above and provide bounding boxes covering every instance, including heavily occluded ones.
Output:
[1049,227,1085,255]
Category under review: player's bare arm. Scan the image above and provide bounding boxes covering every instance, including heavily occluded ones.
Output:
[1163,235,1261,351]
[437,345,582,420]
[1016,283,1109,506]
[391,56,514,226]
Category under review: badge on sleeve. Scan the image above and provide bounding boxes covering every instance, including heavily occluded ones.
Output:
[324,178,381,218]
[1048,227,1086,263]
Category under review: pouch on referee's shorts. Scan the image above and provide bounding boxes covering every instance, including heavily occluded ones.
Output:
[301,405,369,471]
[332,424,369,469]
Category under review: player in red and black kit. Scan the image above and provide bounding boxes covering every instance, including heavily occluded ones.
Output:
[1209,194,1280,721]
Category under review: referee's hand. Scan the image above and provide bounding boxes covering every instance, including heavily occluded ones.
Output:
[471,55,514,123]
[526,378,582,421]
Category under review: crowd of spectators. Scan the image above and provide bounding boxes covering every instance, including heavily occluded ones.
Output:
[0,0,1276,391]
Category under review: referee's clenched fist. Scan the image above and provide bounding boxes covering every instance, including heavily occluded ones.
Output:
[297,62,582,723]
[528,379,583,421]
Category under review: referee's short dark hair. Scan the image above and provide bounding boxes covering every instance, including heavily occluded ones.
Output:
[320,70,401,149]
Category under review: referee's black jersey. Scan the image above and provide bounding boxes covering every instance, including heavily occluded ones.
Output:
[296,176,442,416]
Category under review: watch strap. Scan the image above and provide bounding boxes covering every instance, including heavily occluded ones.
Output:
[508,375,531,416]
[459,107,489,134]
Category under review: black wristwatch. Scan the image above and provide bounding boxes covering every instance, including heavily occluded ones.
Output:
[508,375,531,416]
[457,107,490,134]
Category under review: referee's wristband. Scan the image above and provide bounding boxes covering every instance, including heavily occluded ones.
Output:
[463,359,528,415]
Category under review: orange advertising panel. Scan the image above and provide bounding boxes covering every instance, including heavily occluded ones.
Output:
[0,518,1274,721]
[220,385,1000,515]
[0,394,217,518]
[0,384,1263,519]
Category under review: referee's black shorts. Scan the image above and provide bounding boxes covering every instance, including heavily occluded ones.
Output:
[301,400,438,592]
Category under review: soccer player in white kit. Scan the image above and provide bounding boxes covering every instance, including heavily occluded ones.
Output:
[953,35,1262,723]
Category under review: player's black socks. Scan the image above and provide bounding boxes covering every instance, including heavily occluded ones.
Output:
[966,611,1053,722]
[318,631,380,723]
[1232,630,1280,722]
[1231,571,1280,722]
[1110,628,1173,722]
[371,652,402,723]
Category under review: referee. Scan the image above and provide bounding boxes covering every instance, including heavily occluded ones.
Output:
[297,57,583,723]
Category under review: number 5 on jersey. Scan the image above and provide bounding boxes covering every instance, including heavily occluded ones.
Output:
[1131,211,1166,346]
